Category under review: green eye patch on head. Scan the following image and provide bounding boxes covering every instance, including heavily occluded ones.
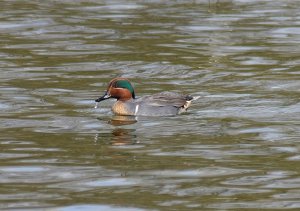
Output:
[115,80,135,98]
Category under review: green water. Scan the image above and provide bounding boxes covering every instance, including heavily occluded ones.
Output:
[1,0,300,210]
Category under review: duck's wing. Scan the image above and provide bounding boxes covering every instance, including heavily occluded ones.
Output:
[136,91,194,108]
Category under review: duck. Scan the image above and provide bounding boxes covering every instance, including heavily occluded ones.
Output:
[95,77,199,116]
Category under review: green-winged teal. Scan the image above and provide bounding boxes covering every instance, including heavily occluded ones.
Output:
[95,77,199,116]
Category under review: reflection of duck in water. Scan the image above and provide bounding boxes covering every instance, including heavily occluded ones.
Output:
[95,116,137,145]
[94,128,137,146]
[95,78,199,116]
[107,115,137,126]
[111,128,137,146]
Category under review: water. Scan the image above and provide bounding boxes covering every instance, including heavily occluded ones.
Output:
[1,0,300,210]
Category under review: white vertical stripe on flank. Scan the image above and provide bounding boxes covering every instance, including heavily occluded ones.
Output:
[134,105,139,115]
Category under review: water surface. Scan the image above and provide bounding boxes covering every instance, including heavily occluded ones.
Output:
[1,0,300,210]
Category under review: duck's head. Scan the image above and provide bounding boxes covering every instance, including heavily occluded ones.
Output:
[95,78,135,102]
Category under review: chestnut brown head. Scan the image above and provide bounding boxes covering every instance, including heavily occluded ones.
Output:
[95,78,135,102]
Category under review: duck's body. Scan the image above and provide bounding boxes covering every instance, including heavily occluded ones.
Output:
[95,78,199,116]
[112,91,196,116]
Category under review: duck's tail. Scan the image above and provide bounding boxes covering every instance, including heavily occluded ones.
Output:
[191,96,200,101]
[180,96,200,113]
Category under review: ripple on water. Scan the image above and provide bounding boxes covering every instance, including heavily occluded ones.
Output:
[59,205,145,211]
[0,166,48,173]
[137,167,254,178]
[84,178,138,187]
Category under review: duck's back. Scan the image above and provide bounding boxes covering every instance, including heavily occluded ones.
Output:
[123,92,195,116]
